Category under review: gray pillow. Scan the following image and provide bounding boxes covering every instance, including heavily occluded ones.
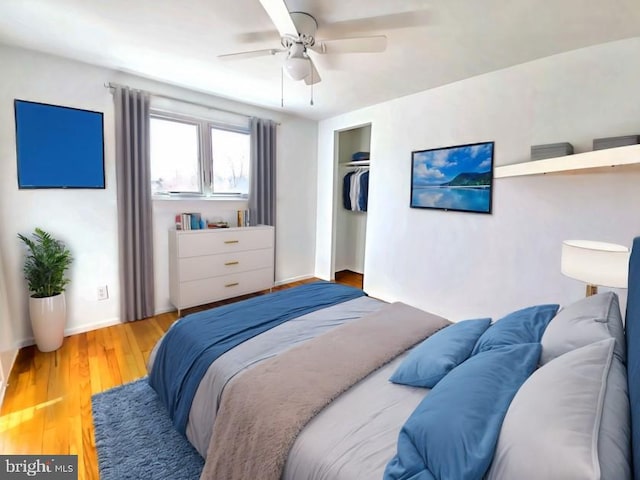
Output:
[540,292,625,365]
[486,338,631,480]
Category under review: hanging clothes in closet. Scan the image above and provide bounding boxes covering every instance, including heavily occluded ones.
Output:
[342,168,369,212]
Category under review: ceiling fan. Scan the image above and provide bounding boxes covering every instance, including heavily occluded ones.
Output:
[218,0,388,85]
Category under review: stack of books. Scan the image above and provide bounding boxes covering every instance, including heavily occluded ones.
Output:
[237,209,251,227]
[175,212,204,230]
[530,143,573,160]
[593,135,640,150]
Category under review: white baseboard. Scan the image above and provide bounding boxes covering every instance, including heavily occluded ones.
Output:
[335,267,364,275]
[0,349,19,409]
[65,317,122,336]
[274,274,315,286]
[154,306,177,316]
[16,316,122,348]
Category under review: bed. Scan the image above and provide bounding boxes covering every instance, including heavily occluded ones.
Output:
[148,236,640,480]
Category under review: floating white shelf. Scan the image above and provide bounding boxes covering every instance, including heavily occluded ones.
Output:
[494,144,640,178]
[341,160,370,167]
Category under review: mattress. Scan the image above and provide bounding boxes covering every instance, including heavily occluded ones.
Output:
[148,295,430,476]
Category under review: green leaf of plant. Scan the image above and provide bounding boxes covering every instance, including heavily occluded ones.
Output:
[18,228,73,298]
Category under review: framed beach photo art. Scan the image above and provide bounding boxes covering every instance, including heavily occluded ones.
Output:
[410,141,494,214]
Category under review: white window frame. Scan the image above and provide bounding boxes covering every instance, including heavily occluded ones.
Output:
[150,110,251,199]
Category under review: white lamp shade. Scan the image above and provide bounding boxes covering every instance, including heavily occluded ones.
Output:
[561,240,630,288]
[284,56,310,80]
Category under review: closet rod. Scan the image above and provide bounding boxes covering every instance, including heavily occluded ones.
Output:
[104,82,280,125]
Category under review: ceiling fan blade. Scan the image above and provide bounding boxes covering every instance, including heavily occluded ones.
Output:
[317,10,431,37]
[236,9,430,45]
[304,58,321,85]
[235,31,281,44]
[218,48,285,61]
[312,35,387,54]
[259,0,298,38]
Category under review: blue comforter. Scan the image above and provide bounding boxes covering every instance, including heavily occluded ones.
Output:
[149,281,365,434]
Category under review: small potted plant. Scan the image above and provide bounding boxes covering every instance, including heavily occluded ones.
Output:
[18,228,73,352]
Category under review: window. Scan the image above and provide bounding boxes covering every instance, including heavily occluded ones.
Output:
[211,127,250,194]
[150,113,250,197]
[150,117,200,194]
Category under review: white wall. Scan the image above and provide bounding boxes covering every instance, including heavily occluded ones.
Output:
[0,46,121,346]
[0,45,318,349]
[0,253,17,406]
[316,37,640,320]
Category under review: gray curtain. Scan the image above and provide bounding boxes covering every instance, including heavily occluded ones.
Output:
[114,86,155,321]
[249,118,277,226]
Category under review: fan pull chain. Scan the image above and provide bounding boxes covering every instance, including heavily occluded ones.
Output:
[281,67,284,108]
[310,63,314,106]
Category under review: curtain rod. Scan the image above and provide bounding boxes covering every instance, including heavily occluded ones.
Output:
[104,82,280,125]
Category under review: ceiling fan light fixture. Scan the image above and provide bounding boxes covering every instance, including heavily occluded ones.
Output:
[222,2,389,91]
[284,55,310,80]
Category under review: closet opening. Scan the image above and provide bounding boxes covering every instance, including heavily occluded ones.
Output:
[332,123,371,290]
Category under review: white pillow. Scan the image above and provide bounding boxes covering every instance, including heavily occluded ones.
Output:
[486,338,631,480]
[541,292,625,365]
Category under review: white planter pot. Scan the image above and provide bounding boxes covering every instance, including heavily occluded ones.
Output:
[29,293,66,352]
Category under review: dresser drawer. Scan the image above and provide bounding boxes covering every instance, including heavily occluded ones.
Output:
[168,226,275,311]
[177,228,274,258]
[178,248,273,282]
[178,267,274,308]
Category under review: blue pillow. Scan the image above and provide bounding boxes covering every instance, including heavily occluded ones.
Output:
[384,343,541,480]
[389,318,491,388]
[471,304,559,356]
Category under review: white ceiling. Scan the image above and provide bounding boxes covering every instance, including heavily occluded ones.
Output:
[1,0,639,120]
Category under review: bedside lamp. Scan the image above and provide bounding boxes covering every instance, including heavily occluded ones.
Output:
[561,240,630,296]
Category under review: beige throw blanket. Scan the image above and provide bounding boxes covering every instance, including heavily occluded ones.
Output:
[200,301,450,480]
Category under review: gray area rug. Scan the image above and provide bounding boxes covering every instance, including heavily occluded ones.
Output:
[92,377,204,480]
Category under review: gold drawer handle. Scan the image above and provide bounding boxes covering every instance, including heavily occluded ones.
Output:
[225,261,239,266]
[225,282,239,288]
[224,240,239,244]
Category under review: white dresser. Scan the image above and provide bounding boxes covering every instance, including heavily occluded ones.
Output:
[168,226,275,313]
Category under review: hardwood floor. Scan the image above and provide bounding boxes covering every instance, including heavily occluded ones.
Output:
[0,275,362,479]
[334,270,364,289]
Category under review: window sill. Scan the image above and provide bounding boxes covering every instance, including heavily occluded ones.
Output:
[152,194,248,202]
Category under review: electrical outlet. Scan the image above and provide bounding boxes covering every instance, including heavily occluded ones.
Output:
[97,285,109,301]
